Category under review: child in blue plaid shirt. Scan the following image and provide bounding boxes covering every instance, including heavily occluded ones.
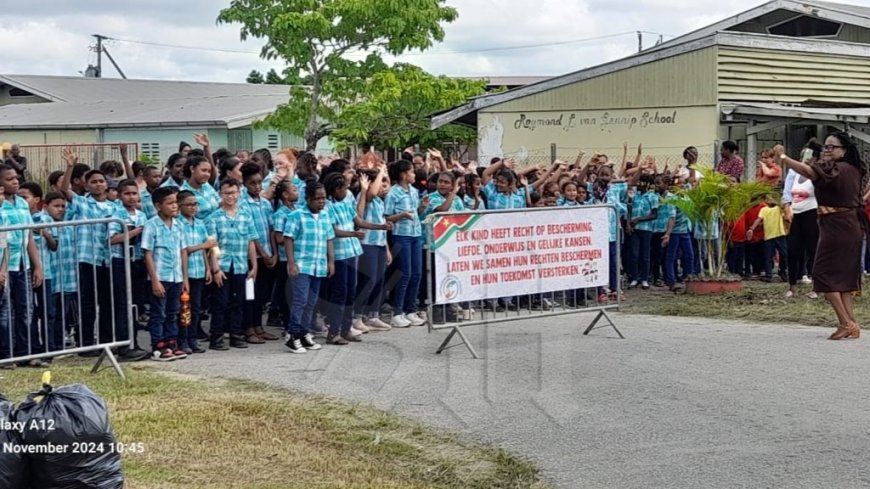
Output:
[142,187,187,362]
[270,180,299,332]
[178,190,217,355]
[41,193,71,354]
[355,165,393,331]
[385,160,428,328]
[207,178,258,351]
[18,182,56,362]
[108,179,150,362]
[284,182,334,354]
[240,163,279,343]
[322,172,391,345]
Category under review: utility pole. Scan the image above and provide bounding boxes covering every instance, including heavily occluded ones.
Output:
[93,34,107,78]
[90,34,127,79]
[637,31,643,52]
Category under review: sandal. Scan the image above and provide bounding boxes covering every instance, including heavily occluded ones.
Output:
[245,328,266,344]
[255,327,279,341]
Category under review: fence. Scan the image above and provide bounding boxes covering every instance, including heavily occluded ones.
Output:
[0,218,134,378]
[425,205,623,358]
[18,143,139,187]
[478,142,719,170]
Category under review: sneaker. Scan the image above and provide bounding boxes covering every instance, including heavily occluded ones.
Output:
[365,317,392,331]
[191,344,207,354]
[350,326,366,336]
[285,336,307,353]
[151,346,175,362]
[300,334,322,350]
[461,309,473,321]
[404,313,425,326]
[785,290,794,298]
[628,280,638,288]
[391,314,411,328]
[118,347,150,363]
[807,291,819,299]
[169,341,188,359]
[352,318,370,333]
[641,281,650,290]
[209,338,229,351]
[597,293,609,304]
[801,275,812,285]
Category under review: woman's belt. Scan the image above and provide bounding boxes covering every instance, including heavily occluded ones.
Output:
[817,206,853,215]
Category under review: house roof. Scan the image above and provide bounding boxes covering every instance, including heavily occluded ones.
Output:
[0,74,292,103]
[0,75,293,129]
[0,93,292,130]
[647,0,870,53]
[431,0,870,129]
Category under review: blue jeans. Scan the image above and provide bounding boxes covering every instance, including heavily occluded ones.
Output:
[764,236,788,279]
[357,245,386,318]
[327,257,358,336]
[666,233,695,286]
[149,281,181,347]
[392,235,423,315]
[32,278,57,353]
[178,278,204,350]
[629,230,652,282]
[288,273,322,338]
[10,270,37,357]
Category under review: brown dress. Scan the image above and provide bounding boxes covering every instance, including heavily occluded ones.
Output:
[810,159,865,293]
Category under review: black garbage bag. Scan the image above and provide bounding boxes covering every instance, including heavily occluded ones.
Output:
[17,384,123,489]
[0,394,29,488]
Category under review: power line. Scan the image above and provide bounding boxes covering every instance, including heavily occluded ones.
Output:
[103,31,666,58]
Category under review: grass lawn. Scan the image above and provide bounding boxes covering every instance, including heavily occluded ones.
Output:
[621,279,870,329]
[0,361,550,489]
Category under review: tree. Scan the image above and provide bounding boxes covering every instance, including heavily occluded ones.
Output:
[246,70,265,84]
[265,68,284,84]
[218,0,458,151]
[331,63,486,150]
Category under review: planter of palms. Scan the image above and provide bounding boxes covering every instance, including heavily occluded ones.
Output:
[669,169,772,295]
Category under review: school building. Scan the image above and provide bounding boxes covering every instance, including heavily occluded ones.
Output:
[432,0,870,178]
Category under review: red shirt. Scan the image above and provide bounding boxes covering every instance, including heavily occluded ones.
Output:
[744,203,766,243]
[731,215,747,244]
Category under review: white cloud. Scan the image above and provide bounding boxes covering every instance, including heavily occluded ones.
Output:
[1,0,869,82]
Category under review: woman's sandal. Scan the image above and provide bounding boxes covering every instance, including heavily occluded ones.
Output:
[255,327,279,341]
[245,328,266,344]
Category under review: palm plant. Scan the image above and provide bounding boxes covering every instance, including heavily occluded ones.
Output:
[669,169,772,279]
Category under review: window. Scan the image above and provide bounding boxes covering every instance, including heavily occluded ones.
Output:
[267,134,279,150]
[767,15,842,38]
[140,142,161,161]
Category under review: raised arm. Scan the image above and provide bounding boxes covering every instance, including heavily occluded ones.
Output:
[773,145,818,181]
[194,133,217,183]
[482,159,505,185]
[60,147,77,201]
[119,143,136,180]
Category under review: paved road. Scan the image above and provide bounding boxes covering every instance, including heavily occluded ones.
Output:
[155,313,870,488]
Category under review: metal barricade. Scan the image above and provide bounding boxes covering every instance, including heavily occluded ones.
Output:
[425,205,623,358]
[0,218,134,377]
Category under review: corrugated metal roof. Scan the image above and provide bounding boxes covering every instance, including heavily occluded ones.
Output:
[0,74,292,103]
[722,101,870,122]
[0,93,291,129]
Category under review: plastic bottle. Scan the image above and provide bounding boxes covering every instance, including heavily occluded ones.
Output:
[180,291,191,328]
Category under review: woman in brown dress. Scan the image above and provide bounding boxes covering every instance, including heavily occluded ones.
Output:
[775,132,869,340]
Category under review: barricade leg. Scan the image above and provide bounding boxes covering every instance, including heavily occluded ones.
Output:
[436,326,479,359]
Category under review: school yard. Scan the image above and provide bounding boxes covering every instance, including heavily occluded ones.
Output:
[151,303,870,489]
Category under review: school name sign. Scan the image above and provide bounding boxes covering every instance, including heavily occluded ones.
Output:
[429,207,610,304]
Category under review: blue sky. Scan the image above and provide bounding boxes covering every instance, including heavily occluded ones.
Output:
[3,0,866,82]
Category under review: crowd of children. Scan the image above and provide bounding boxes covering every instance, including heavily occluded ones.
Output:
[0,137,843,365]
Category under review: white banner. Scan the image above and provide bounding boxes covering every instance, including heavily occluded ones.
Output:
[430,206,611,305]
